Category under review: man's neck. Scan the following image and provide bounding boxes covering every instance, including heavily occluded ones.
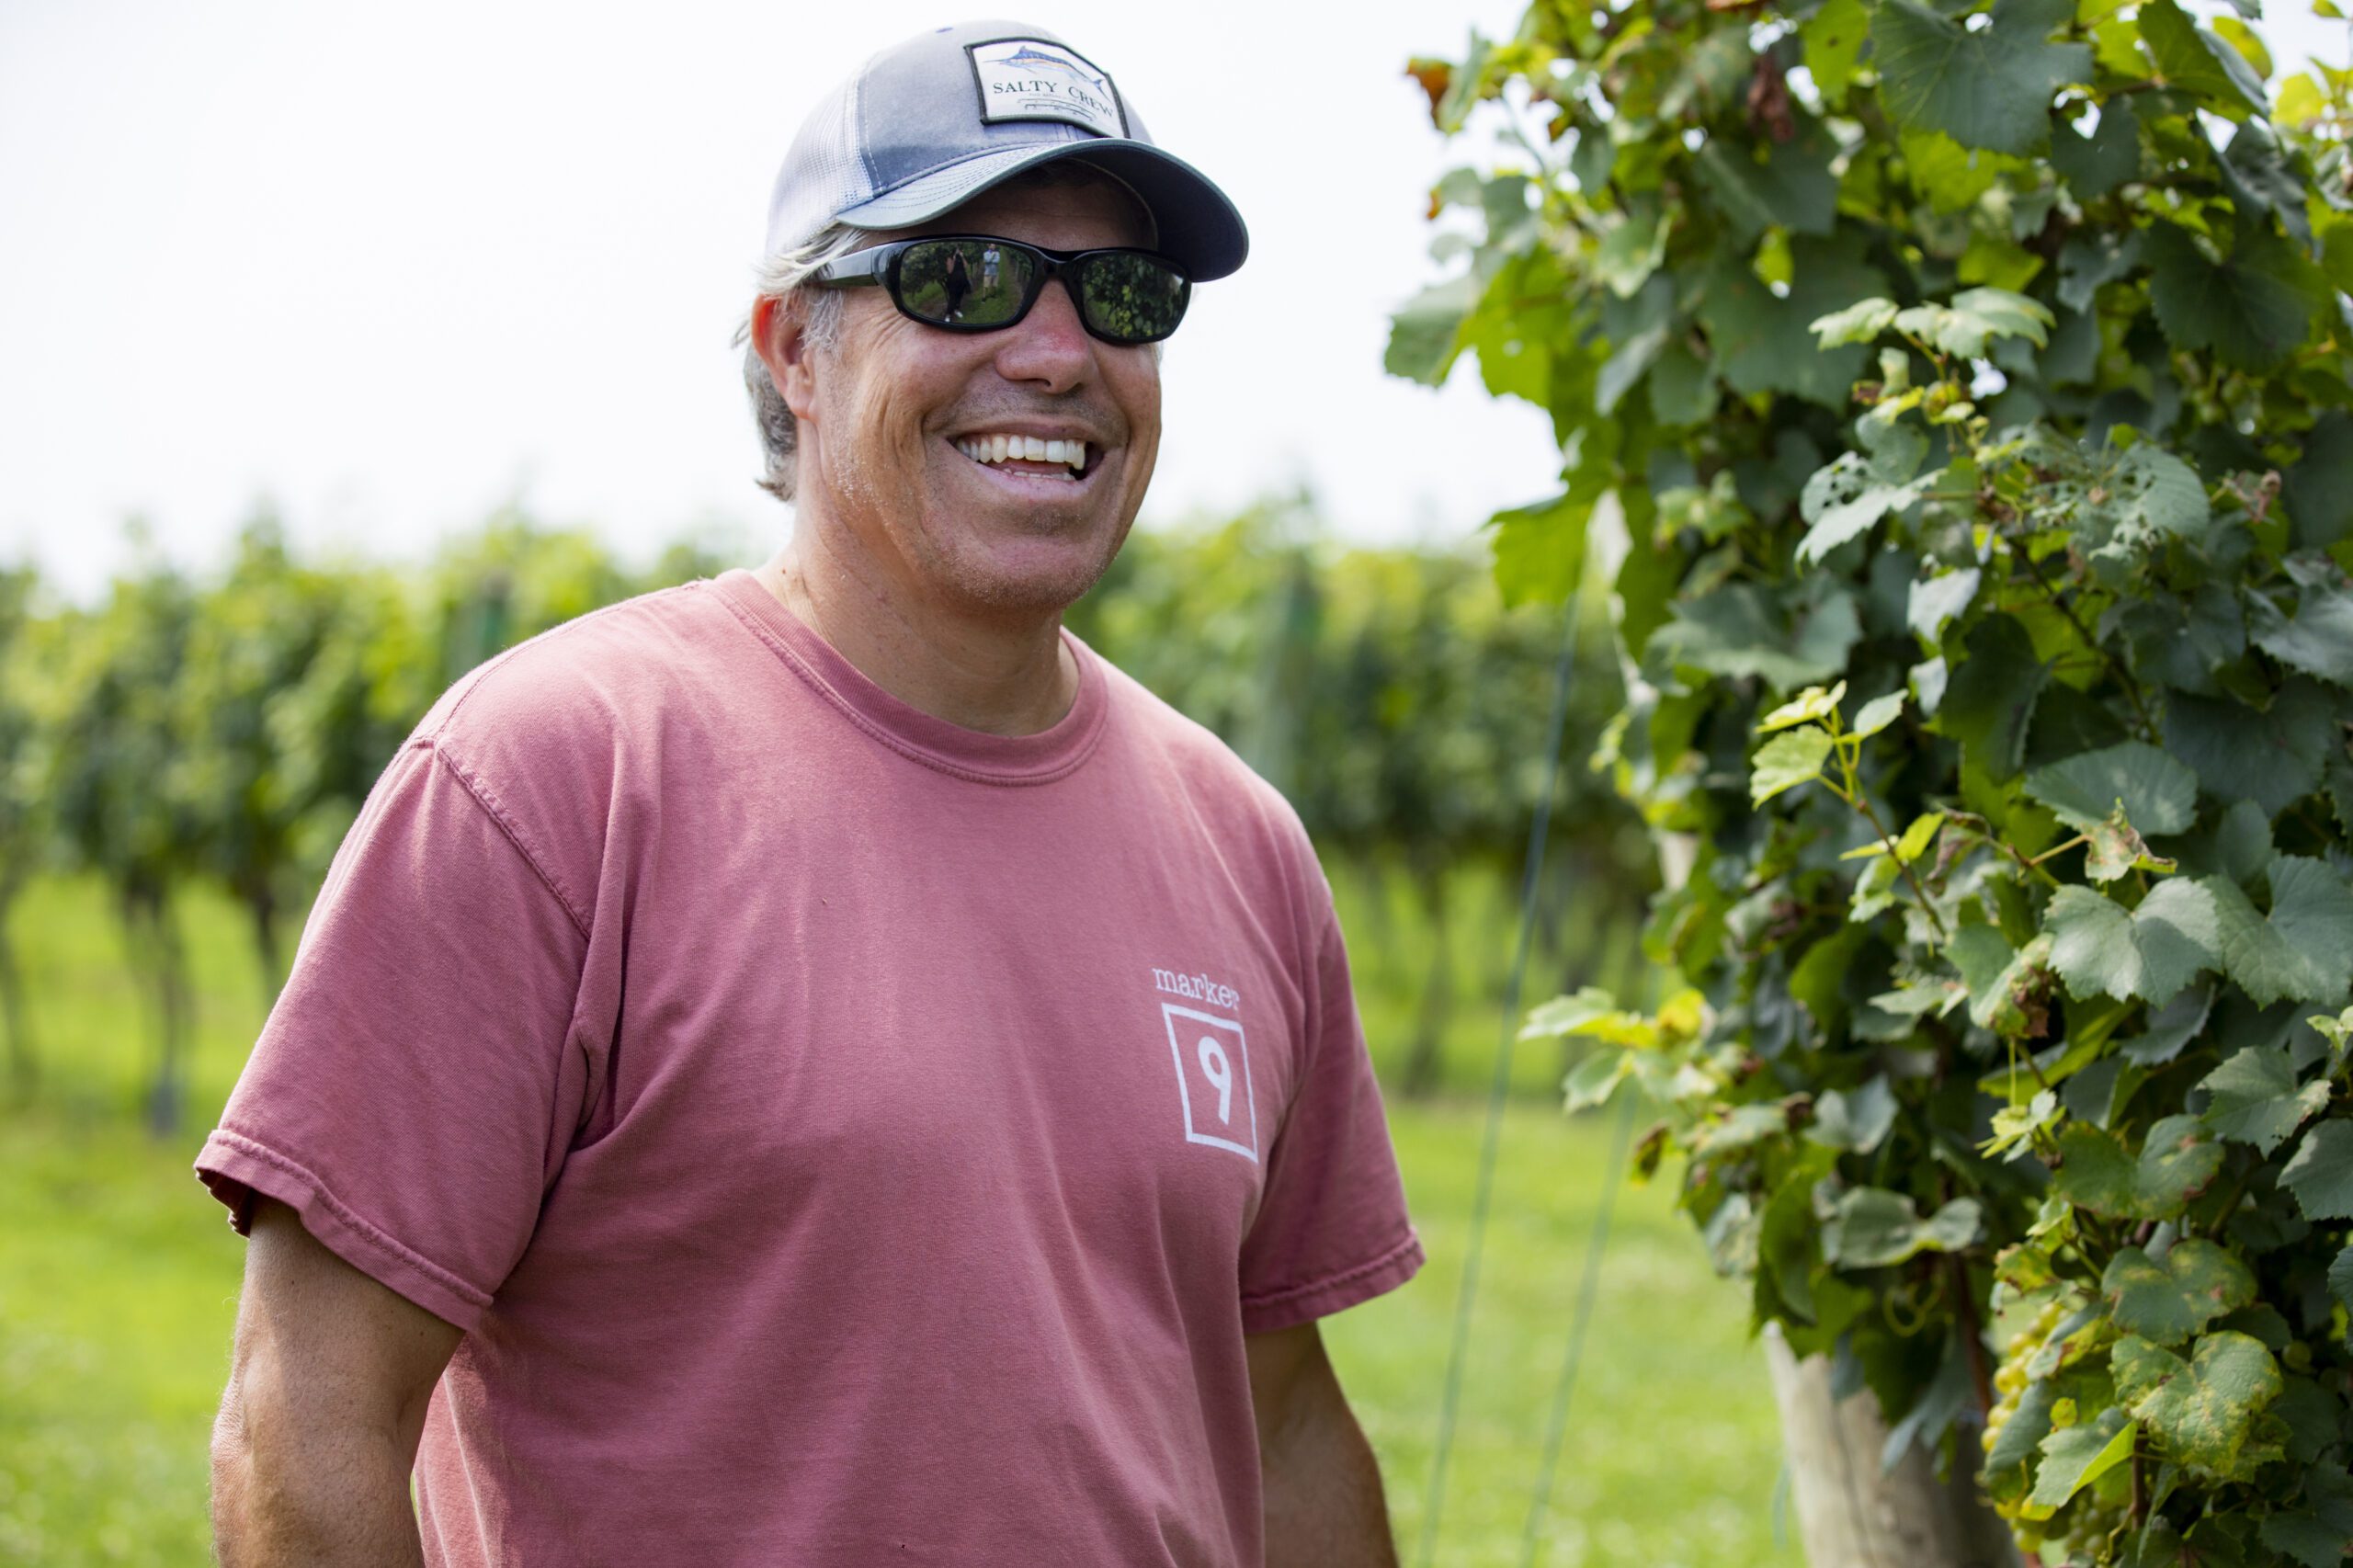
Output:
[752,531,1079,738]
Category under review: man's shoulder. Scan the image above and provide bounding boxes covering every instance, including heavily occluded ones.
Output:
[420,577,739,754]
[1090,651,1314,854]
[407,577,759,829]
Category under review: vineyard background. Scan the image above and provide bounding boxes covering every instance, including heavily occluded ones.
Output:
[0,506,1790,1566]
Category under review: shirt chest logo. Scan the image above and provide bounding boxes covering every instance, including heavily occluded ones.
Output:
[1152,968,1257,1162]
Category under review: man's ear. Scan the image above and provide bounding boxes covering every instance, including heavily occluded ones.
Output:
[752,294,823,424]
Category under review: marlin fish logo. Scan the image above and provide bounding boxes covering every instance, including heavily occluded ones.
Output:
[1002,43,1108,93]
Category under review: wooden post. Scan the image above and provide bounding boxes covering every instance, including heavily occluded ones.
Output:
[1762,1324,2023,1568]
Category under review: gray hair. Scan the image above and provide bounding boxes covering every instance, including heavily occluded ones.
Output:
[735,223,875,503]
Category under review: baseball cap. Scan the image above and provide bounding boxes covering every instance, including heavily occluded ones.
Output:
[764,20,1248,281]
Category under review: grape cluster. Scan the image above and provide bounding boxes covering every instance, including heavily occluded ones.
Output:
[1983,1296,2132,1565]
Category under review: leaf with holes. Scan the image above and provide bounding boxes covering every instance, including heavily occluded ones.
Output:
[2102,1240,2257,1346]
[2114,1331,2283,1479]
[1795,449,1938,565]
[2199,1048,2332,1155]
[1872,0,2092,155]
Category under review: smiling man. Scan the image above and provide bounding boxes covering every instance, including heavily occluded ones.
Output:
[199,19,1423,1567]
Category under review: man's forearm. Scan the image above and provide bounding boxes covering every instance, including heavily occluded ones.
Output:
[1260,1391,1400,1567]
[210,1381,426,1567]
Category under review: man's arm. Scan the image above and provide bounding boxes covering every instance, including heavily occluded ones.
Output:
[211,1197,461,1567]
[1245,1320,1399,1567]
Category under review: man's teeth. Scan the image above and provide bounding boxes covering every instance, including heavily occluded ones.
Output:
[953,434,1089,473]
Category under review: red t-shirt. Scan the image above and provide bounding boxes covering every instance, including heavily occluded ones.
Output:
[197,569,1423,1567]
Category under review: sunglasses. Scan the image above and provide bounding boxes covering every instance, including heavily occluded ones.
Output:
[811,235,1191,346]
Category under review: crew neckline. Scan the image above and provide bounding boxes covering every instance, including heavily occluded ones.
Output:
[711,568,1109,787]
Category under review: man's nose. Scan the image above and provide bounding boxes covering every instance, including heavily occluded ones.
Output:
[992,276,1096,392]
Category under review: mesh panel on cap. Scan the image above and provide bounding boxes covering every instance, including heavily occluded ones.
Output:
[765,74,877,255]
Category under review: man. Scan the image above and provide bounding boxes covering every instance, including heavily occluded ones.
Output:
[199,19,1423,1566]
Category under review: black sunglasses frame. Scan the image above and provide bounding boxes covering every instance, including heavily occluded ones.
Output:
[810,235,1192,347]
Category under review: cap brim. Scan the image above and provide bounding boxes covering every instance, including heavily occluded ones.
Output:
[834,141,1248,282]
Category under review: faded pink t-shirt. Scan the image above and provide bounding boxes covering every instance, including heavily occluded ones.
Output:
[197,569,1422,1567]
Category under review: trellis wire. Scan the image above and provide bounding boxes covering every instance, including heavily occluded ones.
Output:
[1414,580,1586,1568]
[1518,1087,1638,1566]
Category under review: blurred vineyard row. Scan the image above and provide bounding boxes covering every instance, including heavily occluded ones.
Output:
[0,501,1656,1132]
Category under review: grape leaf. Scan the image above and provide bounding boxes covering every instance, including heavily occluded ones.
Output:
[2052,1115,2223,1220]
[1695,118,1838,242]
[2145,222,2327,372]
[1808,1075,1899,1153]
[2101,1240,2257,1345]
[2051,97,2141,200]
[1873,0,2092,155]
[2330,1244,2353,1317]
[1759,682,1847,733]
[2025,741,2200,835]
[1751,725,1835,804]
[1939,613,2050,778]
[2205,858,2353,1006]
[2029,1406,2137,1508]
[1647,340,1717,426]
[1383,273,1476,383]
[1802,0,1870,108]
[1810,297,1898,348]
[2120,985,2214,1066]
[1652,583,1863,693]
[2086,807,2177,884]
[2139,0,2268,119]
[2113,1331,2283,1479]
[2045,881,2222,1005]
[2059,229,2143,314]
[2247,575,2353,687]
[1852,692,1906,740]
[2279,1121,2353,1221]
[1796,437,1938,565]
[2260,1468,2353,1568]
[1892,288,2054,358]
[1822,1187,1983,1267]
[2284,410,2353,551]
[2198,1047,2332,1154]
[1699,238,1890,407]
[1907,567,1981,645]
[2165,681,2336,816]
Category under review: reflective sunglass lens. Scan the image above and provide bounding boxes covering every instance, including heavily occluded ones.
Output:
[897,240,1032,326]
[1079,254,1188,344]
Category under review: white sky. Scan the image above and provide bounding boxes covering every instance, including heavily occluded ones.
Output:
[0,0,1554,600]
[3,4,2343,601]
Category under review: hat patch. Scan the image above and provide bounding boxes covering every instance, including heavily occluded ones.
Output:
[967,40,1124,138]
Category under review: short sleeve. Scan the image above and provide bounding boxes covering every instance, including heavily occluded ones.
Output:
[195,737,595,1333]
[1235,885,1425,1335]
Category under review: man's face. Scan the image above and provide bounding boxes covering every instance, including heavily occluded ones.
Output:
[782,177,1162,619]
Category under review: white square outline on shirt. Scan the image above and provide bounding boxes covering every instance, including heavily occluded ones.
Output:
[1160,1003,1258,1162]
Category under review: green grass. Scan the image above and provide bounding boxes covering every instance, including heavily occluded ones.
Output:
[1,876,1796,1565]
